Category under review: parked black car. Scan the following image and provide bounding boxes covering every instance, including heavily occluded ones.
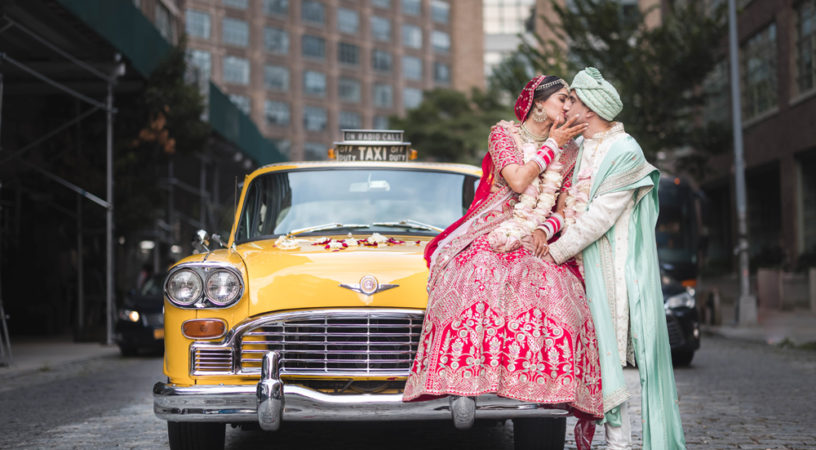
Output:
[661,271,700,366]
[115,274,164,356]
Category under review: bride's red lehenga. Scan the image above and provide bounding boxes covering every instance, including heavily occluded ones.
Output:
[403,119,603,444]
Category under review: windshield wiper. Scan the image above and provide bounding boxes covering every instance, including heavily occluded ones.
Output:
[372,219,443,233]
[287,223,370,236]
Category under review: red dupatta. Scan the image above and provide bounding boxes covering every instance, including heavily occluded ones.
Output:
[423,151,496,267]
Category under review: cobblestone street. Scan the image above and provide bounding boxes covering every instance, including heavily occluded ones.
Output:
[1,335,815,449]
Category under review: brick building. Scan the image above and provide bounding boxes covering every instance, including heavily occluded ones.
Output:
[183,0,485,161]
[702,0,816,271]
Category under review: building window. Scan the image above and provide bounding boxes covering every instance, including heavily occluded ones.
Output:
[431,31,450,53]
[371,0,391,9]
[302,0,325,25]
[404,87,423,109]
[434,61,450,84]
[484,0,536,34]
[373,83,393,108]
[271,139,291,157]
[264,27,289,54]
[373,115,389,130]
[187,49,211,81]
[402,24,422,49]
[304,106,328,131]
[185,10,210,39]
[224,0,248,9]
[431,0,450,23]
[155,3,173,41]
[264,65,289,91]
[223,56,250,85]
[796,0,816,94]
[371,16,391,42]
[338,77,361,103]
[263,0,288,16]
[303,70,327,97]
[304,142,328,160]
[265,100,290,126]
[403,56,422,80]
[741,23,778,120]
[339,111,362,130]
[229,94,251,115]
[337,8,359,35]
[801,155,816,252]
[402,0,421,15]
[302,35,326,59]
[338,42,360,66]
[222,17,249,47]
[372,49,393,72]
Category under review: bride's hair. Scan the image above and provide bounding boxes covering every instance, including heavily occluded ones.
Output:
[525,75,566,120]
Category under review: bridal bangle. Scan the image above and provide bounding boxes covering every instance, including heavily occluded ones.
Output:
[531,138,561,171]
[538,213,564,240]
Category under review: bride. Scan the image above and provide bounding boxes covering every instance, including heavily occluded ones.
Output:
[403,75,603,447]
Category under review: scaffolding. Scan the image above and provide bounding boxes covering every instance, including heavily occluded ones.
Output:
[0,15,124,346]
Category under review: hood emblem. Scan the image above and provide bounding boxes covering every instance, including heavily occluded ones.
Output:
[340,275,398,295]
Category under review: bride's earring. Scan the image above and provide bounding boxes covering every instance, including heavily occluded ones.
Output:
[533,104,547,123]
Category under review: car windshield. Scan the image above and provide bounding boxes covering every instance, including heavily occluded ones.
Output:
[234,167,479,243]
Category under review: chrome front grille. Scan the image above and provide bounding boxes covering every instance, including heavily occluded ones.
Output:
[239,310,424,376]
[192,346,233,374]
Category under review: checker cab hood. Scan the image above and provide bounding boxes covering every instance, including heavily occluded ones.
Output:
[235,236,431,316]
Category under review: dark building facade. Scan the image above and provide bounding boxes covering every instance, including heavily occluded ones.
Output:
[702,0,816,272]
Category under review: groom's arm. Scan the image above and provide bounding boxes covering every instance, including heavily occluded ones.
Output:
[547,189,632,264]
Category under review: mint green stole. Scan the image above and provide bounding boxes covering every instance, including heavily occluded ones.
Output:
[575,135,686,449]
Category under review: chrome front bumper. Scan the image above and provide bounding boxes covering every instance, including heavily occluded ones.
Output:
[154,351,569,429]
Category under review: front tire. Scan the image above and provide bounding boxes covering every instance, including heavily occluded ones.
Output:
[513,417,566,450]
[672,350,695,367]
[167,421,225,450]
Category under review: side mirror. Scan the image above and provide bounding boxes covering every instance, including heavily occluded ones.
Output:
[193,229,211,253]
[211,233,227,248]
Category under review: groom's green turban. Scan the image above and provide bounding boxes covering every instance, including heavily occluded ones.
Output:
[570,67,622,121]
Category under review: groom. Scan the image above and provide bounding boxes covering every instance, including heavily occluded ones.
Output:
[543,67,686,449]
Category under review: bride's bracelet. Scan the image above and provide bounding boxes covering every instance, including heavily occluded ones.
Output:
[531,138,561,171]
[537,213,564,240]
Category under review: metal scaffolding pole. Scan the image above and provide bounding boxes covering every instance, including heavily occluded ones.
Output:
[728,0,756,324]
[104,54,124,346]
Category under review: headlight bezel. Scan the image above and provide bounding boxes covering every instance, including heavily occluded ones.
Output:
[164,263,245,309]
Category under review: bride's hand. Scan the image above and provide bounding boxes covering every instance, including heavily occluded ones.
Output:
[549,115,588,148]
[532,229,549,258]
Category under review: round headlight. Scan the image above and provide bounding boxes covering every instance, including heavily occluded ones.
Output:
[205,270,242,306]
[166,269,203,306]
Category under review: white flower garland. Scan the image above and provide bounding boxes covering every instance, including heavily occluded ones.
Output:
[487,141,564,253]
[562,165,593,275]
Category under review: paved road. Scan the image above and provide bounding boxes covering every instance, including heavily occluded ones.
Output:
[1,336,815,449]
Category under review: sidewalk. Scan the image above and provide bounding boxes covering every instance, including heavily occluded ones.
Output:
[703,304,816,347]
[0,335,119,380]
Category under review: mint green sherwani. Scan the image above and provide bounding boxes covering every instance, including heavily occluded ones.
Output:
[549,126,686,449]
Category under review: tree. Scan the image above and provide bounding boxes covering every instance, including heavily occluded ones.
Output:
[389,88,512,165]
[114,42,210,237]
[490,0,728,175]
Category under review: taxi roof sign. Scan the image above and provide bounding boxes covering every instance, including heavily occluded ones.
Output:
[342,129,404,143]
[331,129,416,162]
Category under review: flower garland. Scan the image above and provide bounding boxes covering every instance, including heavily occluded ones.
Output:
[275,232,422,252]
[562,165,593,275]
[487,140,564,253]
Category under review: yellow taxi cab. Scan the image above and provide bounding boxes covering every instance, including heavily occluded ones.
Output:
[153,130,571,450]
